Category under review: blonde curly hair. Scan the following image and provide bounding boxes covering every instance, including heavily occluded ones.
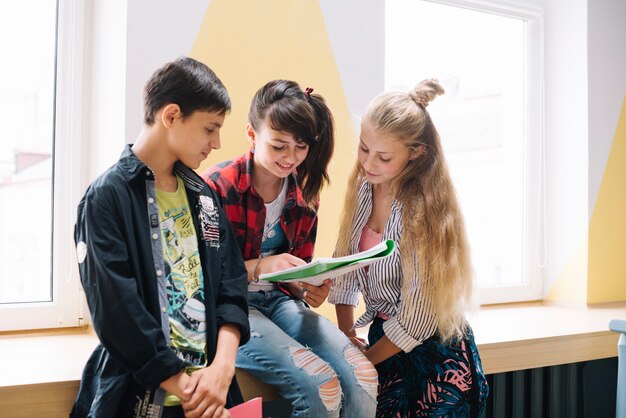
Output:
[335,79,473,342]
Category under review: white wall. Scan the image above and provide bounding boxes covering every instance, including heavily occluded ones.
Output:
[84,0,210,182]
[543,0,589,296]
[85,0,128,182]
[124,0,210,142]
[121,0,384,141]
[319,0,385,131]
[587,0,626,210]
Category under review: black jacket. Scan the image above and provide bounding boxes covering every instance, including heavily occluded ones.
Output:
[71,146,249,417]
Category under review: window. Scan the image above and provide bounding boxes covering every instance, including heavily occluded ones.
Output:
[0,0,86,330]
[385,0,543,303]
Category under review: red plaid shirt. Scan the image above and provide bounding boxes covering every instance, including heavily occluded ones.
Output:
[201,150,318,263]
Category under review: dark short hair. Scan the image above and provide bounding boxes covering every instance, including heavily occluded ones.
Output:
[143,57,230,125]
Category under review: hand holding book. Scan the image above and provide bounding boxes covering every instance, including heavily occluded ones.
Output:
[259,240,396,286]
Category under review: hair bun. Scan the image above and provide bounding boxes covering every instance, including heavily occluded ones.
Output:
[409,78,445,107]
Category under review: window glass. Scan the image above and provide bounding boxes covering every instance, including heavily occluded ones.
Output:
[386,0,531,291]
[0,1,57,304]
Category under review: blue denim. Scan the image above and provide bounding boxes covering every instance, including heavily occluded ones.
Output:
[236,290,378,418]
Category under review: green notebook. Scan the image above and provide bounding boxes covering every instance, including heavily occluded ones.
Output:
[259,239,396,286]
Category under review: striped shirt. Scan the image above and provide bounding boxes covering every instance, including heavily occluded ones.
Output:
[328,180,437,352]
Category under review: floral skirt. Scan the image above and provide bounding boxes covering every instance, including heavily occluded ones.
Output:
[368,318,489,418]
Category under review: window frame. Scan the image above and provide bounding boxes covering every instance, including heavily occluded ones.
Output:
[0,0,88,331]
[420,0,545,304]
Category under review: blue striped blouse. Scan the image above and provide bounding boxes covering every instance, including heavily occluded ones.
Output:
[328,180,437,352]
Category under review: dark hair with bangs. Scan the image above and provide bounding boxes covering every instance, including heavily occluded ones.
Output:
[248,79,335,206]
[143,57,230,125]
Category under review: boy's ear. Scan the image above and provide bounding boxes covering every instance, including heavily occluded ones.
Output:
[160,104,181,127]
[245,123,256,146]
[410,145,426,160]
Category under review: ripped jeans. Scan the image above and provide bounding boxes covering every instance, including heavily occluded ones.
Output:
[236,290,378,418]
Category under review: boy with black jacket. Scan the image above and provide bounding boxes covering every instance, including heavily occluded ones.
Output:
[71,57,249,418]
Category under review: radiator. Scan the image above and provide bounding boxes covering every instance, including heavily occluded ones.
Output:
[483,357,617,418]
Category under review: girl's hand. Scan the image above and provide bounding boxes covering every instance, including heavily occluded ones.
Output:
[299,279,332,308]
[248,253,306,283]
[260,253,307,275]
[349,336,369,353]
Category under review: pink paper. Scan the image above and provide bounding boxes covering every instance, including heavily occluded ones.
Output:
[228,397,262,418]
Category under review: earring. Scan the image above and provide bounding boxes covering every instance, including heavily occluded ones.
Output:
[251,147,256,154]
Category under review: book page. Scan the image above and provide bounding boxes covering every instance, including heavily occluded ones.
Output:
[258,239,395,283]
[296,258,386,286]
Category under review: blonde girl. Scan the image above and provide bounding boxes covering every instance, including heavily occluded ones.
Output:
[329,79,488,417]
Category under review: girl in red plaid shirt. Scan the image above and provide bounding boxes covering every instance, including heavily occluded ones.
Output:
[203,80,378,418]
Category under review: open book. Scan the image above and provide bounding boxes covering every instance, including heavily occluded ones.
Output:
[259,239,395,286]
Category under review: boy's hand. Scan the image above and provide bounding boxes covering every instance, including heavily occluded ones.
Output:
[299,279,331,308]
[159,370,191,402]
[181,360,234,418]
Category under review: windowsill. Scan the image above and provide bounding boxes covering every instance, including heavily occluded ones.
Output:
[467,301,623,373]
[0,301,623,393]
[0,326,96,388]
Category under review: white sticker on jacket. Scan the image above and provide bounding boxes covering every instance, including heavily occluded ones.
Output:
[76,241,87,264]
[198,195,220,248]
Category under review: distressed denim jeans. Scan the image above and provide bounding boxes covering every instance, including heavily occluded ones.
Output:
[236,290,378,418]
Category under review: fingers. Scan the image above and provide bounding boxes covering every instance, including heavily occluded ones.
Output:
[302,288,322,307]
[264,254,307,274]
[204,404,222,418]
[300,280,331,308]
[182,368,231,418]
[159,370,191,402]
[300,279,331,295]
[349,336,369,353]
[183,373,211,414]
[182,397,224,418]
[183,372,199,400]
[275,253,307,266]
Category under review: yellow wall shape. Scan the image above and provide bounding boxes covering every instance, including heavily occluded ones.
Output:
[190,0,360,321]
[588,95,626,303]
[545,237,588,305]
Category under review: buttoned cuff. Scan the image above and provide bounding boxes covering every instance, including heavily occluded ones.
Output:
[382,317,423,353]
[133,349,186,390]
[328,289,360,306]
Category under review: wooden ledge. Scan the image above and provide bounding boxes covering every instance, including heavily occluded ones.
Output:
[469,301,624,374]
[1,302,624,383]
[478,330,617,374]
[1,301,624,417]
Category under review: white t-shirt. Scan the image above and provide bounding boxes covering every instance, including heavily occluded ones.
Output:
[248,179,288,292]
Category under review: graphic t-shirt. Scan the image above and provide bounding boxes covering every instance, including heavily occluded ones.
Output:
[157,176,207,367]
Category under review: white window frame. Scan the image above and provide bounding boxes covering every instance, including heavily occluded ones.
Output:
[420,0,545,304]
[0,0,88,331]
